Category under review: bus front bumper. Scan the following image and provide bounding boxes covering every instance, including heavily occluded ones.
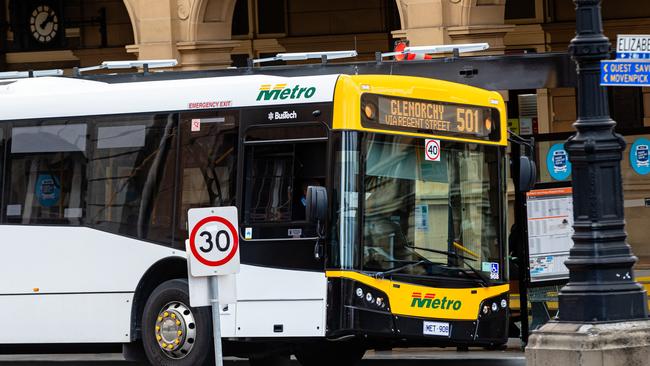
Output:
[329,305,509,347]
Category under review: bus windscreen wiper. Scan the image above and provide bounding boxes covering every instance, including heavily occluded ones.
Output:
[407,245,489,287]
[374,259,444,279]
[458,259,489,288]
[406,245,477,262]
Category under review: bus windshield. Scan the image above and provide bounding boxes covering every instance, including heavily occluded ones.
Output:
[361,133,504,281]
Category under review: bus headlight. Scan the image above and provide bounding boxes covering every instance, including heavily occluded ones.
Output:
[478,294,508,318]
[366,292,374,303]
[351,282,390,312]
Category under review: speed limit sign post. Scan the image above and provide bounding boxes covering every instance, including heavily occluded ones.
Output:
[188,207,240,276]
[187,207,240,366]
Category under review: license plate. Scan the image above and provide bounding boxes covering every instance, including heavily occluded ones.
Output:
[423,321,450,336]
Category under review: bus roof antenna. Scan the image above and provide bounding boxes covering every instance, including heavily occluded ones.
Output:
[0,69,64,80]
[74,59,178,76]
[380,42,489,60]
[252,50,358,65]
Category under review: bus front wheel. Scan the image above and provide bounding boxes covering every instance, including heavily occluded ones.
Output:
[295,341,365,366]
[141,279,213,366]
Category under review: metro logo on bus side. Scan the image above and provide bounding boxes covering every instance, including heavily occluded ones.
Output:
[256,84,317,101]
[187,207,240,277]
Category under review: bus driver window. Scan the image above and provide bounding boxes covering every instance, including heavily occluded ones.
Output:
[243,136,326,239]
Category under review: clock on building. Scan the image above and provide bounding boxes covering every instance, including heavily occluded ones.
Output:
[29,4,59,44]
[10,0,65,50]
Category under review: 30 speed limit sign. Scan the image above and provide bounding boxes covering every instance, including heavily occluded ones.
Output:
[187,207,240,277]
[425,139,441,161]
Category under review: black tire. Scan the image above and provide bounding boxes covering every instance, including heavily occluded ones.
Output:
[295,341,365,366]
[249,354,292,366]
[141,279,213,366]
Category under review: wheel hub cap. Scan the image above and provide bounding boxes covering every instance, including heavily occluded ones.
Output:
[154,301,196,359]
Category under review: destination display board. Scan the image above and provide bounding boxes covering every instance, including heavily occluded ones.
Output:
[361,94,500,141]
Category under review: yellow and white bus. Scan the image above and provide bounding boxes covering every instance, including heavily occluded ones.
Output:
[0,66,509,365]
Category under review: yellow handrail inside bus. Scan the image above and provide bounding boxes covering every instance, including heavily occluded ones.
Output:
[453,242,479,259]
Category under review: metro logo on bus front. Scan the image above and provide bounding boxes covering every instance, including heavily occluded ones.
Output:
[410,292,463,311]
[256,84,317,101]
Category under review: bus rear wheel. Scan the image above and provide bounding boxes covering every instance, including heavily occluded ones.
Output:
[295,341,365,366]
[142,279,213,366]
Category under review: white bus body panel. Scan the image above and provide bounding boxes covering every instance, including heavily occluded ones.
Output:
[0,225,327,342]
[1,293,134,343]
[0,226,182,294]
[0,74,339,121]
[226,264,327,338]
[0,225,181,343]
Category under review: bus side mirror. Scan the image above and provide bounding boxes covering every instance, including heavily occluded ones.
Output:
[306,186,328,223]
[519,156,537,192]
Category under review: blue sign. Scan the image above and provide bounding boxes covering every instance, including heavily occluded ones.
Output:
[630,138,650,175]
[547,143,572,181]
[617,52,650,60]
[35,174,60,207]
[489,263,499,280]
[601,60,650,86]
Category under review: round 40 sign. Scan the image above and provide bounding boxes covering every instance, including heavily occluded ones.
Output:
[186,207,240,277]
[425,139,441,162]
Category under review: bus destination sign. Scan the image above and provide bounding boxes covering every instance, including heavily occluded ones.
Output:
[362,94,499,141]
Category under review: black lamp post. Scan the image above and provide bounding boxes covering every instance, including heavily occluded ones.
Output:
[559,0,648,321]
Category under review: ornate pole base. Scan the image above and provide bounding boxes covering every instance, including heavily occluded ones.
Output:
[559,290,647,322]
[526,320,650,366]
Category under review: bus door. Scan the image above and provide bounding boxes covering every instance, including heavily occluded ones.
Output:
[240,121,328,269]
[235,106,331,337]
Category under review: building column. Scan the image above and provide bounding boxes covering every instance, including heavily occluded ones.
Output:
[123,0,239,70]
[393,0,513,54]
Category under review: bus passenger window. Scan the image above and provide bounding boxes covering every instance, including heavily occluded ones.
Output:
[86,115,177,245]
[5,123,87,225]
[177,113,238,245]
